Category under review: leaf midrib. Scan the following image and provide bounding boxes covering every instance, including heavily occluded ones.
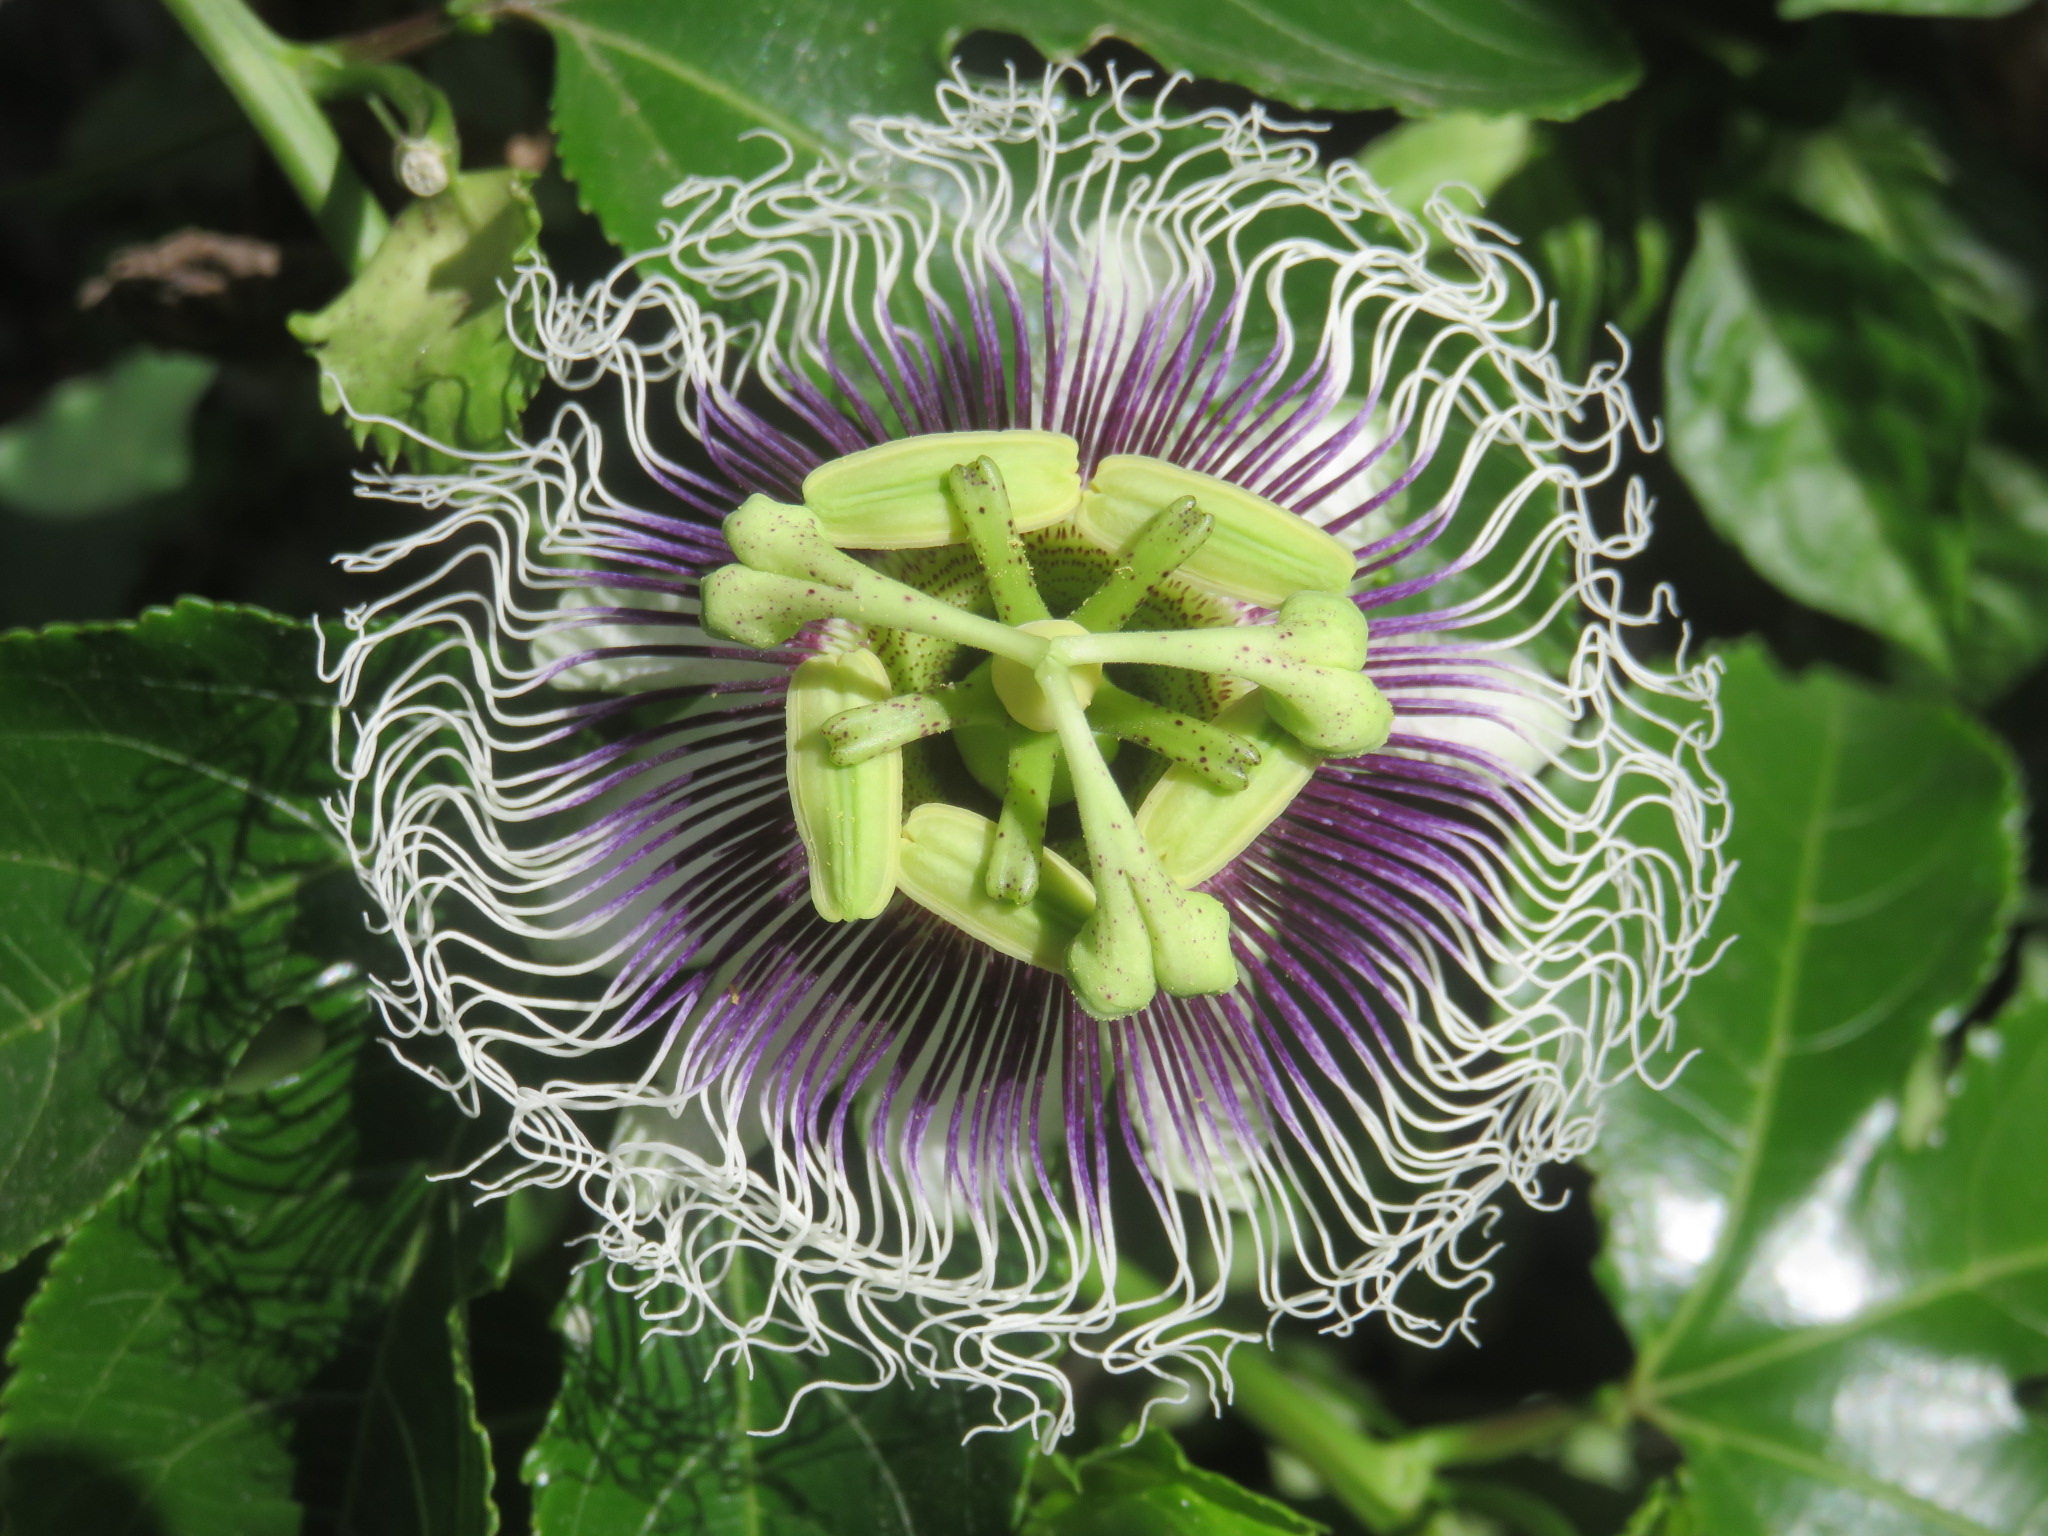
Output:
[1648,1240,2048,1402]
[517,1,828,156]
[1649,1406,2010,1536]
[1631,689,1846,1390]
[0,865,333,1051]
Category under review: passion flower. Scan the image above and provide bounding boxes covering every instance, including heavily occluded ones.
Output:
[329,68,1728,1442]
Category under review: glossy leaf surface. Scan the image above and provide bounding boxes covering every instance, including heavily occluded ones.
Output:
[1021,1428,1324,1535]
[1782,0,2029,16]
[0,1034,492,1536]
[537,0,1639,253]
[0,603,356,1269]
[289,169,541,470]
[1596,645,2033,1535]
[525,1261,1027,1534]
[1957,444,2048,698]
[1665,201,1978,669]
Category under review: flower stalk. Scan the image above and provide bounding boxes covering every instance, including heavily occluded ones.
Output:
[164,0,464,269]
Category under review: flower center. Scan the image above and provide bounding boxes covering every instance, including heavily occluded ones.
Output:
[991,619,1100,732]
[698,430,1393,1021]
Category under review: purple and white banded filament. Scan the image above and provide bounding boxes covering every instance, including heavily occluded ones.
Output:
[324,69,1728,1443]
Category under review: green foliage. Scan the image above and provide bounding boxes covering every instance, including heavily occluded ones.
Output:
[1595,645,2037,1534]
[335,1202,503,1536]
[534,0,1637,253]
[0,350,217,517]
[1959,444,2048,695]
[0,602,360,1269]
[0,1031,498,1536]
[289,169,541,471]
[7,5,2048,1536]
[1782,0,2031,16]
[1770,100,2034,340]
[1021,1428,1324,1535]
[1664,201,1979,671]
[525,1261,1027,1534]
[1357,112,1533,214]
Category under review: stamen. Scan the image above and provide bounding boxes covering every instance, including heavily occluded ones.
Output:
[786,648,901,921]
[824,670,1004,765]
[1038,663,1238,1020]
[1137,692,1320,887]
[802,429,1082,548]
[1087,683,1261,791]
[896,803,1094,970]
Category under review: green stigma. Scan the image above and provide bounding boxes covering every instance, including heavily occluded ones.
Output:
[698,429,1394,1021]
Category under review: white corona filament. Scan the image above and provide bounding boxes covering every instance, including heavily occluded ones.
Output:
[323,68,1731,1446]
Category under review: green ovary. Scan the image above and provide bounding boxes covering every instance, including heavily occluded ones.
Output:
[697,429,1394,1021]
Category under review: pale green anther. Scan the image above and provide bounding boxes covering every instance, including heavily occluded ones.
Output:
[786,648,901,922]
[991,729,1059,904]
[803,430,1082,549]
[947,457,1050,625]
[1272,588,1370,669]
[1077,455,1355,608]
[1038,664,1238,1020]
[1137,691,1321,887]
[896,803,1095,970]
[700,565,836,648]
[1261,670,1392,758]
[823,671,1005,766]
[1086,683,1260,791]
[1067,496,1213,633]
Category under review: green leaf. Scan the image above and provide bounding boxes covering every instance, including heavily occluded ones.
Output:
[1771,101,2034,340]
[1781,0,2030,17]
[1618,1477,1703,1536]
[1021,1428,1323,1536]
[337,1202,500,1536]
[0,350,216,518]
[289,169,541,471]
[1595,645,2035,1536]
[0,602,358,1270]
[0,1031,489,1535]
[525,1260,1027,1535]
[1665,200,1980,670]
[1956,443,2048,699]
[530,0,1639,255]
[1358,113,1533,215]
